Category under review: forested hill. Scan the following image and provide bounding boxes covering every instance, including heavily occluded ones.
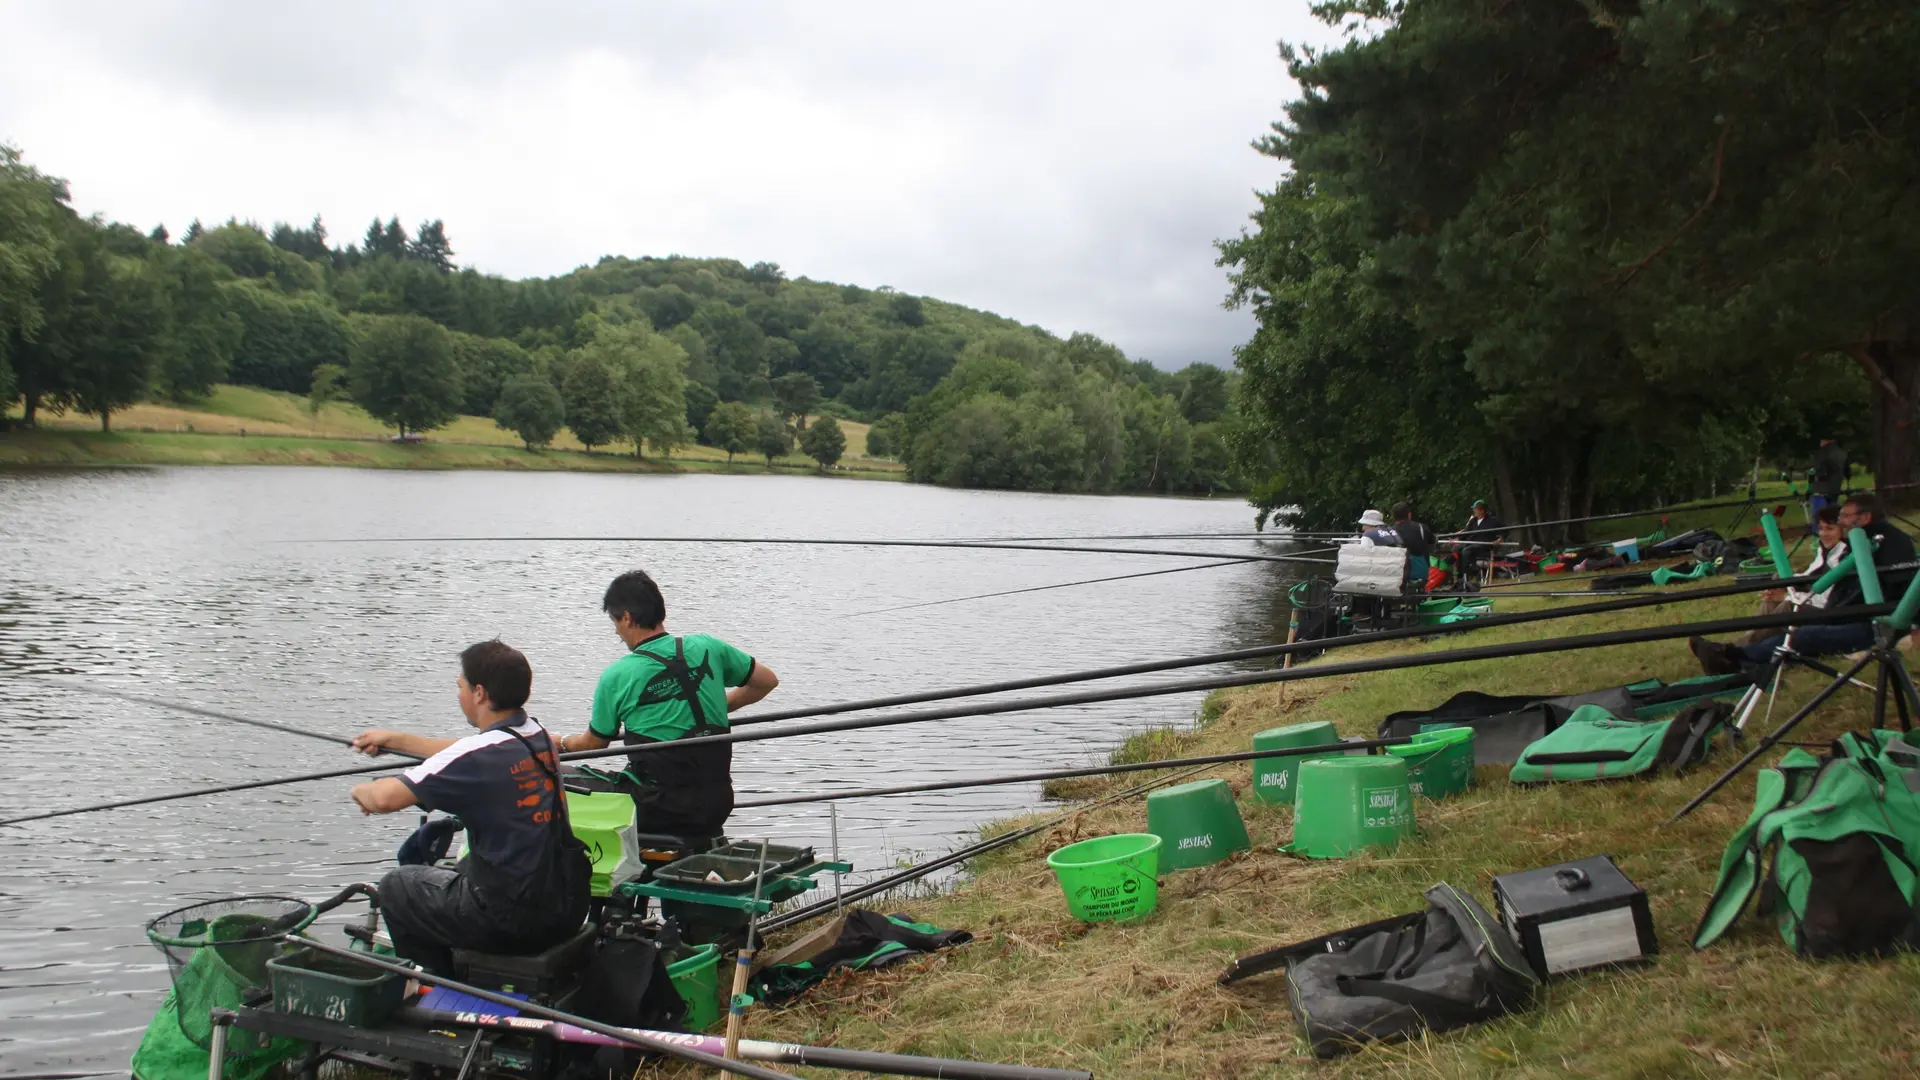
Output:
[0,147,1240,495]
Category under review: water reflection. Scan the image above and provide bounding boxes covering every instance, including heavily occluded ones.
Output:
[0,467,1310,1073]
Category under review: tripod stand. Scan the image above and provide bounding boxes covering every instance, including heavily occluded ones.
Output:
[1725,644,1878,736]
[1671,524,1920,822]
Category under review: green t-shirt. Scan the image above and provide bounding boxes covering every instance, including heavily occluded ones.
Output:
[590,632,756,743]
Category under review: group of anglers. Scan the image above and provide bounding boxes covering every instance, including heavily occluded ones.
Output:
[1350,499,1509,589]
[346,570,775,975]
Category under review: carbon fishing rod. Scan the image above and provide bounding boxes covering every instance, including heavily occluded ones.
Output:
[0,573,1820,829]
[298,534,1331,566]
[39,683,422,759]
[730,570,1820,727]
[395,1006,1092,1080]
[288,938,804,1080]
[734,734,1418,808]
[759,764,1214,936]
[845,557,1261,618]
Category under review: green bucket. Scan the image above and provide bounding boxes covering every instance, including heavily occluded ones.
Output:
[1285,756,1414,858]
[1251,721,1338,804]
[666,943,723,1031]
[1387,726,1475,800]
[1045,833,1162,923]
[1146,778,1251,870]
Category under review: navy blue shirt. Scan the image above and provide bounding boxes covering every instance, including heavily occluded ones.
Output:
[398,713,562,892]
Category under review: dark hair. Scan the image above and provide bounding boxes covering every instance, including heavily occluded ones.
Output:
[603,570,667,628]
[1844,493,1884,521]
[1815,504,1841,526]
[460,639,532,711]
[1391,502,1413,521]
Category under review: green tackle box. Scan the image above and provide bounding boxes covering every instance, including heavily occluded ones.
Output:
[267,945,409,1026]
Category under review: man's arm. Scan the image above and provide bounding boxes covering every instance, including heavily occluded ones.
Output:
[727,662,779,712]
[350,776,419,815]
[351,730,459,758]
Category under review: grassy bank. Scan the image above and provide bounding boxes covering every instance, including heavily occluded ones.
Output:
[0,385,906,478]
[732,583,1920,1078]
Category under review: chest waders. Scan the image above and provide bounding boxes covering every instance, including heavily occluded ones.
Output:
[623,638,735,838]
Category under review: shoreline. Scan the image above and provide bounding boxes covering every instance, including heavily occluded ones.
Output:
[0,428,909,480]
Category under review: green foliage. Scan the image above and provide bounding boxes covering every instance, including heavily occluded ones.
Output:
[1176,364,1229,424]
[223,281,351,393]
[0,144,66,386]
[448,332,532,416]
[307,363,348,415]
[492,374,565,450]
[771,371,821,428]
[346,313,461,436]
[154,245,240,401]
[192,222,321,293]
[703,401,756,462]
[561,354,623,451]
[865,412,905,459]
[799,414,846,469]
[754,412,793,465]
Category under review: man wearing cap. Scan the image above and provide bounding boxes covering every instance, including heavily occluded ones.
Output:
[1357,508,1401,547]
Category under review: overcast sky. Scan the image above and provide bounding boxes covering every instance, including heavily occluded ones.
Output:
[0,3,1335,369]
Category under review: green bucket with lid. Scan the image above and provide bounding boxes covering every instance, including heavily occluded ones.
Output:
[1387,726,1476,800]
[1285,756,1414,858]
[1251,721,1338,805]
[1146,778,1251,870]
[1046,833,1162,922]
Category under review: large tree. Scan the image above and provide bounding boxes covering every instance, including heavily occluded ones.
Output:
[799,414,847,470]
[347,313,462,436]
[492,374,565,450]
[0,145,67,411]
[561,353,623,452]
[703,401,756,463]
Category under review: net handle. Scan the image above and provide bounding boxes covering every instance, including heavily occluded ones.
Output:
[144,894,318,948]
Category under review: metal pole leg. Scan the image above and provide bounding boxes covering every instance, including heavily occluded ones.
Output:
[1671,651,1878,822]
[208,1009,234,1080]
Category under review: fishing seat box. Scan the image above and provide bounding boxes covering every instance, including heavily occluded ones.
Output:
[451,923,598,998]
[1491,854,1656,979]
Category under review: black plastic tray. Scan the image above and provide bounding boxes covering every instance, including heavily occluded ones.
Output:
[652,853,786,893]
[710,841,814,874]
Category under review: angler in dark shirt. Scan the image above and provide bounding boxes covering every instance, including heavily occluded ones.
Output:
[1391,502,1434,591]
[1457,499,1507,583]
[349,640,589,974]
[1691,493,1917,674]
[1809,438,1847,514]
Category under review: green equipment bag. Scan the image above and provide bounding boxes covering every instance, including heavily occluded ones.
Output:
[1510,702,1732,784]
[1694,731,1920,958]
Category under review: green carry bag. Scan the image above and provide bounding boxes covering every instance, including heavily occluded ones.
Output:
[1694,732,1920,957]
[1509,702,1730,784]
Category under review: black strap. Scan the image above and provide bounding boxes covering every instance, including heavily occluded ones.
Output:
[1217,911,1422,985]
[500,721,574,836]
[628,638,725,736]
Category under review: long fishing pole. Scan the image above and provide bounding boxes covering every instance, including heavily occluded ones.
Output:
[731,571,1818,727]
[395,1006,1092,1080]
[734,734,1416,808]
[547,602,1885,766]
[759,764,1214,936]
[289,938,804,1080]
[845,557,1262,618]
[297,535,1329,566]
[39,684,421,759]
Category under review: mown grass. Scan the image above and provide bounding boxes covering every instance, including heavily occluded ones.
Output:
[1,385,905,477]
[710,580,1920,1079]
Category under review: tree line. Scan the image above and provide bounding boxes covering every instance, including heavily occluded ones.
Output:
[0,145,1241,493]
[1222,0,1910,530]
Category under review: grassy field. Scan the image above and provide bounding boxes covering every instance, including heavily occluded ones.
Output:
[722,519,1920,1077]
[0,385,905,477]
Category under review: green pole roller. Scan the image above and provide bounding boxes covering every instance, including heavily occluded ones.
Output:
[1250,720,1338,804]
[1848,527,1885,605]
[1761,510,1792,578]
[1284,756,1414,859]
[1146,778,1251,870]
[1885,566,1920,633]
[1811,550,1860,595]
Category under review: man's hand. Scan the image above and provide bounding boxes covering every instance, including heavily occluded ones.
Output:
[350,777,418,815]
[1762,588,1787,603]
[351,730,401,756]
[350,781,383,814]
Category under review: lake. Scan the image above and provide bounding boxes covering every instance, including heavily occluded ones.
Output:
[0,466,1316,1075]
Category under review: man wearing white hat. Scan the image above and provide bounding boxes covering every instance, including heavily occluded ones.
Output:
[1356,508,1402,547]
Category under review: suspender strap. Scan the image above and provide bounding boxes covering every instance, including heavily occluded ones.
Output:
[629,637,725,736]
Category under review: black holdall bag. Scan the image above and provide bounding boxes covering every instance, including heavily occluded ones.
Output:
[1218,883,1540,1059]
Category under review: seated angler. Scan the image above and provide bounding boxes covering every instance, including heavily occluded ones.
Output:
[1691,493,1916,674]
[556,570,780,840]
[347,641,590,975]
[1391,502,1434,591]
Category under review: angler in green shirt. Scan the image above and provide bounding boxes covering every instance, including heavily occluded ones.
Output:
[556,570,779,837]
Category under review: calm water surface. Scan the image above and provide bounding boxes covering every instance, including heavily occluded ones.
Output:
[0,466,1313,1075]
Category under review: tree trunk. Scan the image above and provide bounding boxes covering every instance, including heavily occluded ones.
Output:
[1850,325,1920,508]
[100,409,111,433]
[22,394,37,427]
